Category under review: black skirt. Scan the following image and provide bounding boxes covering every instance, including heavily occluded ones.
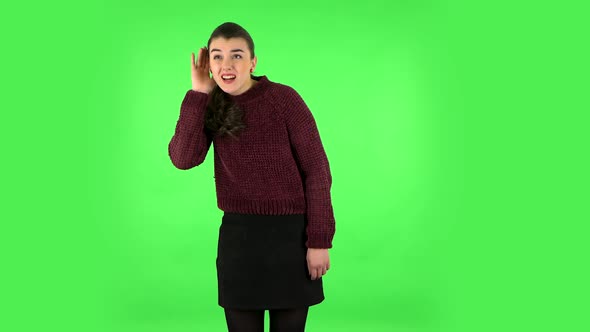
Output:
[216,212,325,310]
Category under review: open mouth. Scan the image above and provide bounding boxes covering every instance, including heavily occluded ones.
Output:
[221,74,236,83]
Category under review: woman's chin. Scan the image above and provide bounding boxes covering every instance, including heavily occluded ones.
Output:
[219,86,237,95]
[215,81,235,94]
[216,78,251,96]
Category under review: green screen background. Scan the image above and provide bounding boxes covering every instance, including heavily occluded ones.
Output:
[2,1,588,332]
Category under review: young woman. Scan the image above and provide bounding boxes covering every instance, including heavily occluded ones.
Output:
[168,22,336,332]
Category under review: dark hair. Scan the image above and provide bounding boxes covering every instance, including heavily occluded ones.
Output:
[204,22,255,140]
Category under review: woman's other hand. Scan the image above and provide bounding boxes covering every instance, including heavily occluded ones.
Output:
[307,248,330,280]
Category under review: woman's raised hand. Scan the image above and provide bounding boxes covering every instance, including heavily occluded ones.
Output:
[191,47,216,94]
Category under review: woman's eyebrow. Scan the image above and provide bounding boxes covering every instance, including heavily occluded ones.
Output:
[210,48,245,53]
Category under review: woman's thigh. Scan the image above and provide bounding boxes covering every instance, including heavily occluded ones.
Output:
[223,308,265,332]
[269,307,309,332]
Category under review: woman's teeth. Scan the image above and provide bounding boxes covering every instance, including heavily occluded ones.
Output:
[222,75,236,80]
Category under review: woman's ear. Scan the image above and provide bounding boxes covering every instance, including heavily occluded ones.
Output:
[251,56,258,71]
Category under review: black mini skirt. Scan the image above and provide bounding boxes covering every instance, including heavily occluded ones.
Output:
[216,212,325,310]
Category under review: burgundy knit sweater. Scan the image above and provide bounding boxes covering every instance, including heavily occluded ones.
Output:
[168,75,335,248]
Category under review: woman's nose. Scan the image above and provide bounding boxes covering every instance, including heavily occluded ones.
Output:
[222,59,233,69]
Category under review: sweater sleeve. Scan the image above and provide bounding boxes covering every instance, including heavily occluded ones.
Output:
[168,90,213,170]
[283,88,336,249]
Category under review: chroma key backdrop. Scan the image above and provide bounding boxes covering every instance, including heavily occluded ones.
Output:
[2,1,588,332]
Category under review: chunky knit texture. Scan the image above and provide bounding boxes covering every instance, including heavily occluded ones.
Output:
[168,75,335,248]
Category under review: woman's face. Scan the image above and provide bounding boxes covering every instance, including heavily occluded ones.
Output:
[208,37,257,96]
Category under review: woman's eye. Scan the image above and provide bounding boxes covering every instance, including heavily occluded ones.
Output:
[232,54,242,59]
[213,55,221,60]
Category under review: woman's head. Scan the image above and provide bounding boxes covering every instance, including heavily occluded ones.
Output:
[207,22,257,96]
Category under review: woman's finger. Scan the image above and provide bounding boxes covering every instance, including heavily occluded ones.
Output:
[203,48,210,71]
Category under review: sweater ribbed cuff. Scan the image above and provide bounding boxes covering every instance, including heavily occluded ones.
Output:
[183,89,209,108]
[305,232,334,249]
[177,90,209,131]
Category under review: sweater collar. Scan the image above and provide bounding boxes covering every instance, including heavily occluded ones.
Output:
[229,75,269,104]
